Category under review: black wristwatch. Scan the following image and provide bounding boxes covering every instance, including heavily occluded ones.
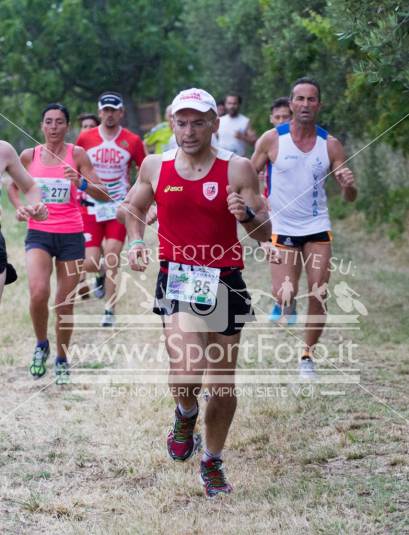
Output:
[240,206,256,223]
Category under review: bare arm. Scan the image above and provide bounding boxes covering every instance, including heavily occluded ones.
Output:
[125,155,159,271]
[4,145,40,204]
[72,146,109,201]
[241,120,258,145]
[7,182,22,209]
[125,157,157,239]
[251,130,277,173]
[4,145,47,221]
[117,193,130,225]
[117,188,157,226]
[227,156,272,242]
[328,136,357,202]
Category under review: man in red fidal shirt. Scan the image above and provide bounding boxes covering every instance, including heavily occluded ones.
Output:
[76,91,146,327]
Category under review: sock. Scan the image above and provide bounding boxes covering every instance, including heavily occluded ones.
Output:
[202,448,222,463]
[55,356,67,365]
[302,351,313,361]
[99,257,105,275]
[104,308,114,315]
[178,403,198,418]
[283,302,296,315]
[36,339,49,350]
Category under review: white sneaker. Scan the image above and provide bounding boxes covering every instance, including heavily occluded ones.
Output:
[101,310,115,327]
[299,357,317,380]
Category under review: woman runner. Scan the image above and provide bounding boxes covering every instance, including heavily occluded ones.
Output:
[9,103,108,384]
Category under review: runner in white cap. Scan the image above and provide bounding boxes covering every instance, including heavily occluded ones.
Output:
[125,87,271,498]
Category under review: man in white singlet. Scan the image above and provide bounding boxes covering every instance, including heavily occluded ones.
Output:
[218,94,257,156]
[252,77,357,378]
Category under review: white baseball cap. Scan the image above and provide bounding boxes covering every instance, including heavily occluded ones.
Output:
[171,88,217,115]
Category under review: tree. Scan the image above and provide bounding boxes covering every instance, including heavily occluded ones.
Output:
[253,0,355,134]
[328,0,409,150]
[0,0,195,143]
[183,0,264,117]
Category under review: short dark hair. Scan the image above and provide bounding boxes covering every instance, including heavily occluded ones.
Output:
[41,103,70,123]
[224,94,242,105]
[290,77,321,102]
[216,100,225,107]
[77,112,100,126]
[271,97,290,112]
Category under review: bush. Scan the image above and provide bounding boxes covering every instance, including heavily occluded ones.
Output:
[332,140,409,239]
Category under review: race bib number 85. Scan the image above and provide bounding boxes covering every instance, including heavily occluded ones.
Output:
[166,262,220,305]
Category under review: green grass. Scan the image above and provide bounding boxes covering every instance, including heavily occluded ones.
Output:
[0,204,408,534]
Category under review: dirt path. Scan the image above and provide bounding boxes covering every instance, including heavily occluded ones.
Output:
[1,214,408,534]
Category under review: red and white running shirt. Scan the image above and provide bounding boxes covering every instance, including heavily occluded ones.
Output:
[155,148,243,268]
[76,126,146,204]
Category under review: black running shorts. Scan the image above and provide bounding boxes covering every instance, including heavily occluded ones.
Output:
[25,229,85,261]
[153,263,255,336]
[272,230,332,249]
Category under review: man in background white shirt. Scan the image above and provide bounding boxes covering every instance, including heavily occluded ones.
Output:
[217,94,257,156]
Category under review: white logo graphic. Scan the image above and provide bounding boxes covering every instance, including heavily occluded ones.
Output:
[203,182,218,201]
[333,281,368,315]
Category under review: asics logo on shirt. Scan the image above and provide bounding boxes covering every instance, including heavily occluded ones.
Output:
[164,185,184,192]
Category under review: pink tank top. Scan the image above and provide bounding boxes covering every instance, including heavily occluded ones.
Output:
[28,143,84,233]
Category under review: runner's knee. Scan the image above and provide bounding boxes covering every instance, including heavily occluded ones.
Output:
[55,300,74,317]
[29,283,50,305]
[83,257,100,272]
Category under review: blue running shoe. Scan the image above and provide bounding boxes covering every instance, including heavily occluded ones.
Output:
[268,302,297,325]
[268,303,282,322]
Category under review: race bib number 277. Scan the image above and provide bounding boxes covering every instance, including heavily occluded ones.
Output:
[35,177,71,204]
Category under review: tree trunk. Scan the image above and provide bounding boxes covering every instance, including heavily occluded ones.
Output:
[122,93,140,135]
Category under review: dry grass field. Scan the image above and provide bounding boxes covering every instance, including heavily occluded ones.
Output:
[0,204,409,535]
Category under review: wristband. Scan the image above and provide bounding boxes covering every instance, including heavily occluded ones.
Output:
[128,239,145,249]
[239,206,256,223]
[78,177,88,191]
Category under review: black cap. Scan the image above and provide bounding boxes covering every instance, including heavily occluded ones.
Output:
[98,93,123,110]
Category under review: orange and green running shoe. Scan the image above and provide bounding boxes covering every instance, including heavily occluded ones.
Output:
[167,406,201,461]
[200,458,233,498]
